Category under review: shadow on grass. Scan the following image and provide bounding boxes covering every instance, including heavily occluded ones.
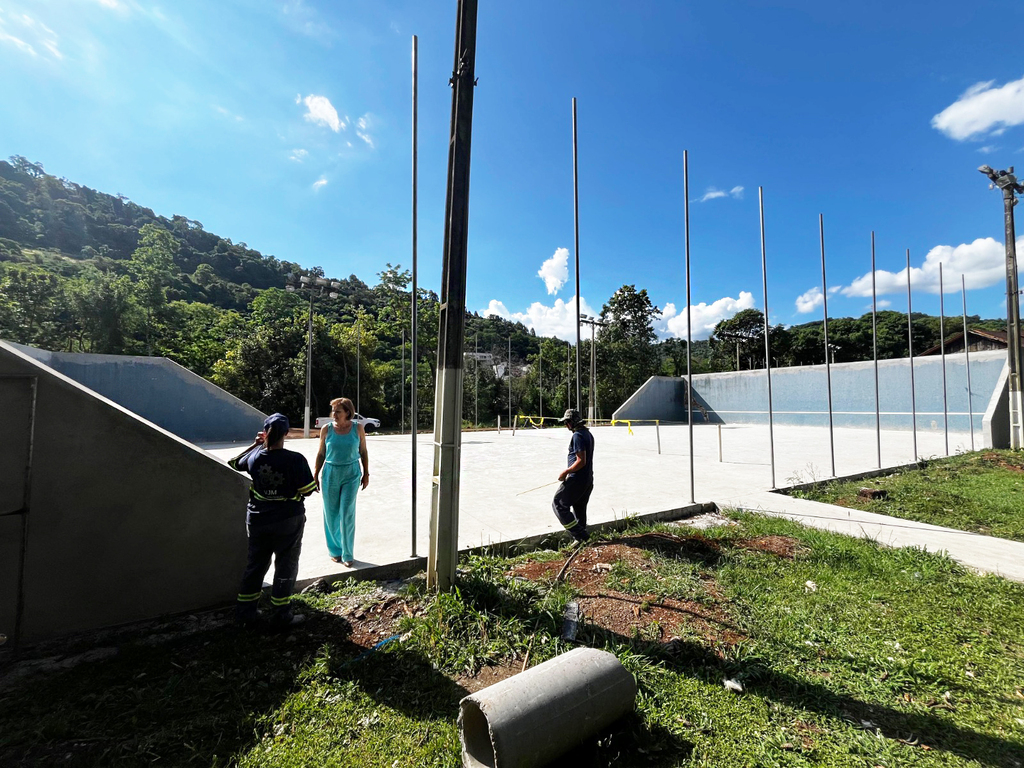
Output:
[0,601,469,767]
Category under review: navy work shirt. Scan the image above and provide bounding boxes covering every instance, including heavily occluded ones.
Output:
[229,447,316,524]
[566,426,595,482]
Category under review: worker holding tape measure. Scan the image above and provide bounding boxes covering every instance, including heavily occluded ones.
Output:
[552,408,594,544]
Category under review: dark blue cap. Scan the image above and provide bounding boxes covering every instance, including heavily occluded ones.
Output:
[263,413,290,439]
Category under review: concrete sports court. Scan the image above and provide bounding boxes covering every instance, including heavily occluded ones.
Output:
[205,418,1023,584]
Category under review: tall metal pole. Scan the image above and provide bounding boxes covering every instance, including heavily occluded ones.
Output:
[759,188,776,489]
[410,34,419,558]
[401,328,406,435]
[538,340,543,419]
[940,262,949,455]
[474,332,479,426]
[871,232,881,468]
[962,275,976,451]
[820,214,836,477]
[907,249,918,461]
[566,341,571,409]
[428,0,478,591]
[684,150,695,504]
[304,291,314,438]
[572,97,582,410]
[356,323,361,413]
[590,321,597,420]
[508,335,512,427]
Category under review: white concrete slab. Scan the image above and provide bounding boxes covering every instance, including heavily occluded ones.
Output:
[203,421,1021,583]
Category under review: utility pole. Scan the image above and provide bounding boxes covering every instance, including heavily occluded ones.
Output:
[538,340,543,419]
[979,165,1023,449]
[428,0,478,591]
[286,274,341,437]
[579,315,607,421]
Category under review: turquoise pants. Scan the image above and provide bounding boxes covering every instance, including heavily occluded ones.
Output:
[322,461,361,561]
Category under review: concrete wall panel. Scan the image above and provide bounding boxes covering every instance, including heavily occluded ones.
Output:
[615,352,1007,437]
[7,343,265,443]
[0,342,250,644]
[0,377,33,515]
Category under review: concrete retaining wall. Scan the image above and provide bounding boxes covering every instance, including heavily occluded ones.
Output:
[7,342,265,444]
[615,351,1008,445]
[0,341,250,645]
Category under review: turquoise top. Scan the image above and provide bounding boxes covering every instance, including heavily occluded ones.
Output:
[325,424,360,465]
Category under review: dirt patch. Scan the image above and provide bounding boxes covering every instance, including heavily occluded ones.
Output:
[981,452,1024,473]
[329,591,415,648]
[510,537,743,646]
[455,662,521,693]
[734,535,802,559]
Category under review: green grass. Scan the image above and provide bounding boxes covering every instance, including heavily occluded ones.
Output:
[789,450,1024,542]
[2,514,1023,767]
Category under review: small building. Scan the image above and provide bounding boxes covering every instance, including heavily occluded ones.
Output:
[920,327,1024,356]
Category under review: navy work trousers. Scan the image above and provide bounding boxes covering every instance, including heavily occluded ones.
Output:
[237,514,305,622]
[552,476,593,541]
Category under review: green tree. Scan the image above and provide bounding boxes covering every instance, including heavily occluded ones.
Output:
[596,284,660,415]
[126,223,179,353]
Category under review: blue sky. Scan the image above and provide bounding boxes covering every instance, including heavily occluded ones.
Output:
[2,0,1023,340]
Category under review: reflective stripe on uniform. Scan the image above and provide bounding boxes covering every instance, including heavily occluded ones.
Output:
[237,592,261,602]
[270,595,292,606]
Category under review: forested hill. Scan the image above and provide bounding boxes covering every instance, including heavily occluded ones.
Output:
[0,155,308,311]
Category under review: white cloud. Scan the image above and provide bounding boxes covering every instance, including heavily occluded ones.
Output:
[300,94,345,132]
[932,76,1024,141]
[877,299,892,309]
[537,247,569,295]
[657,292,756,339]
[289,148,308,162]
[698,188,727,202]
[480,295,599,341]
[213,104,244,122]
[795,286,824,314]
[698,186,744,203]
[94,0,122,8]
[840,236,1023,297]
[0,9,61,59]
[978,145,998,154]
[312,176,328,191]
[354,113,375,149]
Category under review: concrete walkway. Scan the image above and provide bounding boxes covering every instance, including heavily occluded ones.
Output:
[203,421,1024,584]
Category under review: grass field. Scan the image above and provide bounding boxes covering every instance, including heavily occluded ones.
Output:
[2,513,1023,767]
[789,450,1024,542]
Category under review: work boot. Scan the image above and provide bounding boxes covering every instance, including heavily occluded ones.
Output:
[269,612,306,632]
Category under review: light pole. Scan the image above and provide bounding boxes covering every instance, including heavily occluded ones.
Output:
[579,314,608,421]
[508,335,512,428]
[286,275,342,437]
[979,164,1024,449]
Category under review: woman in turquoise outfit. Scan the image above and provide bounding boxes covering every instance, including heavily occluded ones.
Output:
[314,397,370,566]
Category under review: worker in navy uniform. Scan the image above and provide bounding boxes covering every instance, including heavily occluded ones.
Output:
[228,413,317,629]
[552,408,595,544]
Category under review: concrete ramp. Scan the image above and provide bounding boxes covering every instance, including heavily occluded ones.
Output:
[0,341,250,646]
[7,342,265,444]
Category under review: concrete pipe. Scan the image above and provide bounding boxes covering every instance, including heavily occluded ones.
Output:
[458,647,637,768]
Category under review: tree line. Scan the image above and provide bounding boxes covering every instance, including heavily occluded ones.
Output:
[0,157,1005,429]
